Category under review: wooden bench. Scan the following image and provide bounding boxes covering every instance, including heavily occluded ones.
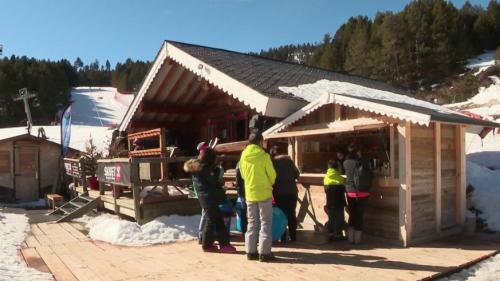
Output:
[46,194,64,210]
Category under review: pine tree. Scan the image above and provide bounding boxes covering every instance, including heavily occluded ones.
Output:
[344,16,372,77]
[73,57,83,71]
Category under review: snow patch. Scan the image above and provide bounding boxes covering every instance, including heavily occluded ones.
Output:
[439,253,500,281]
[466,161,500,232]
[466,132,500,170]
[279,79,458,115]
[0,212,52,280]
[84,214,201,246]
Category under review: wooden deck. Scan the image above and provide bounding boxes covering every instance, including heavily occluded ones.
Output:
[21,221,500,281]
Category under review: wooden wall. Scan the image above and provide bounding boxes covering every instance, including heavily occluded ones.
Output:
[407,123,463,243]
[410,124,436,240]
[441,124,458,230]
[364,182,399,240]
[39,142,61,192]
[0,142,13,198]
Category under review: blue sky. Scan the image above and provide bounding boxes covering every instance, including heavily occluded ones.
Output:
[0,0,491,66]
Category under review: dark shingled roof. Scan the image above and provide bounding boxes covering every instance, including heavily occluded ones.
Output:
[168,40,409,101]
[166,41,500,128]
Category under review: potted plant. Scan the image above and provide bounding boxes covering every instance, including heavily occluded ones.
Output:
[80,138,102,190]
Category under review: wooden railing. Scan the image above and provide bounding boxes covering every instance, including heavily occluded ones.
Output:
[96,154,240,223]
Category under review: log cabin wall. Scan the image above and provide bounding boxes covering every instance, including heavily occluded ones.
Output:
[440,124,459,230]
[410,124,437,240]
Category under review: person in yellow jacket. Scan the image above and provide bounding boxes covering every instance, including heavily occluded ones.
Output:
[239,133,276,262]
[324,159,347,241]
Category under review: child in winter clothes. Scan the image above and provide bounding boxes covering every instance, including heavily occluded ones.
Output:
[323,159,347,241]
[184,148,236,253]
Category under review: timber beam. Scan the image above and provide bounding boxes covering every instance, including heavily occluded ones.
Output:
[129,120,186,129]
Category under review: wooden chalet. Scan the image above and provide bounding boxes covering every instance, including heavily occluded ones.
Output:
[71,40,499,246]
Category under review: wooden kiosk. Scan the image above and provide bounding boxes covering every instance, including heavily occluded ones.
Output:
[264,92,500,246]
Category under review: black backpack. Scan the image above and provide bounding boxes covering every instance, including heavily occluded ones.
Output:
[353,161,374,191]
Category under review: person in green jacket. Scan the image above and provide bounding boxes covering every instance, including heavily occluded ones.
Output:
[239,133,276,262]
[324,158,347,241]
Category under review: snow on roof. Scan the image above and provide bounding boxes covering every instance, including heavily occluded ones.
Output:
[279,79,456,115]
[0,125,114,154]
[265,79,461,135]
[0,87,133,155]
[466,50,497,76]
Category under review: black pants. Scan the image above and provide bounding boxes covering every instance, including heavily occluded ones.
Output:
[347,197,369,231]
[325,185,346,237]
[274,194,298,241]
[202,205,230,248]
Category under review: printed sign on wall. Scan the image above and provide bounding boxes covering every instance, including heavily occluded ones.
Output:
[97,162,131,186]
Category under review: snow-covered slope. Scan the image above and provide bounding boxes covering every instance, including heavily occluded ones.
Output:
[466,50,497,76]
[447,76,500,169]
[447,76,500,118]
[71,87,134,128]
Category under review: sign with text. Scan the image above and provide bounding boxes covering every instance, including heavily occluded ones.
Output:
[64,160,81,177]
[97,162,131,186]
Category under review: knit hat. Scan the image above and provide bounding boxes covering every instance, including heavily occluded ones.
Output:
[196,141,209,152]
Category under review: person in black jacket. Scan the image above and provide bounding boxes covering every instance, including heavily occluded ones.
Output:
[270,145,300,242]
[343,145,373,244]
[184,148,236,253]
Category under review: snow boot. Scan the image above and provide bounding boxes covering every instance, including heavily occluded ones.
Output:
[354,231,362,245]
[348,227,355,244]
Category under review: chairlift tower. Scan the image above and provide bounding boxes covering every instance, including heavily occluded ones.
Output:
[14,88,37,131]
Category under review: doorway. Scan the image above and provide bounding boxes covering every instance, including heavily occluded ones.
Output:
[14,145,39,201]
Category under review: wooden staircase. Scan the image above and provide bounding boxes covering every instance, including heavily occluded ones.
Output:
[50,193,101,223]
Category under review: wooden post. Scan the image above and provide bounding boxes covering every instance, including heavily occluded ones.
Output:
[389,124,395,178]
[294,137,303,171]
[398,123,412,247]
[456,125,466,227]
[287,137,295,162]
[159,128,167,179]
[80,158,88,194]
[435,123,442,234]
[99,181,105,196]
[130,159,142,224]
[334,104,341,121]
